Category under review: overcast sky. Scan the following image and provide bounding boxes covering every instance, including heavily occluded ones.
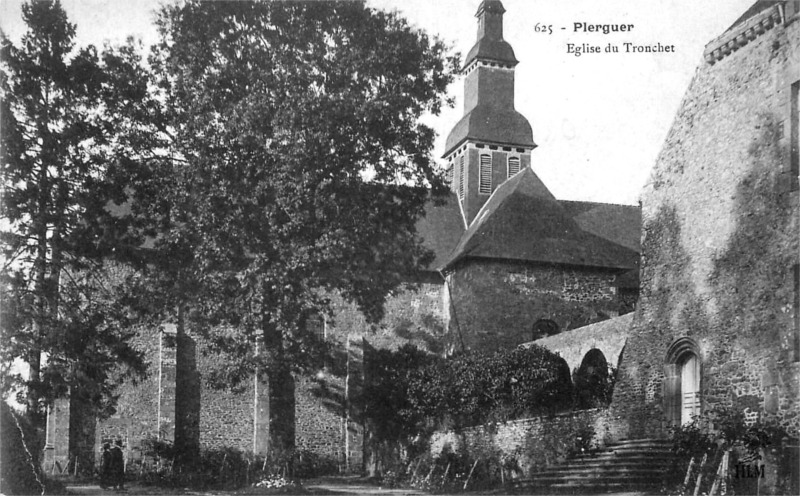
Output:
[0,0,757,205]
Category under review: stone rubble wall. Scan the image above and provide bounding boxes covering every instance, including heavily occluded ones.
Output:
[448,260,623,352]
[609,9,800,440]
[430,409,620,476]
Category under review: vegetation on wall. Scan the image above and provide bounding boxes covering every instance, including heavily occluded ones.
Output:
[363,344,575,473]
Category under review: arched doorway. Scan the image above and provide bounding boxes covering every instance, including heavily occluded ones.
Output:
[680,353,701,424]
[664,337,702,425]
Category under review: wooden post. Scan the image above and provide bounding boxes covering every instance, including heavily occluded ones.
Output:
[683,456,696,488]
[464,459,480,491]
[220,453,228,479]
[709,450,729,496]
[411,458,422,481]
[694,453,708,496]
[425,462,436,482]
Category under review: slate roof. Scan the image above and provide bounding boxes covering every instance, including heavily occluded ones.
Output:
[559,200,641,253]
[464,38,518,68]
[443,105,536,157]
[417,192,465,270]
[440,168,640,271]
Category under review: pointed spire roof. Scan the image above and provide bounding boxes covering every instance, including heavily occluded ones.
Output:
[441,168,639,271]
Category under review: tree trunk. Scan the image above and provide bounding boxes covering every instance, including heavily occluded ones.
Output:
[262,314,296,459]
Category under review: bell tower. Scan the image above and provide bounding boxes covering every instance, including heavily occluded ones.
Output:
[444,0,536,225]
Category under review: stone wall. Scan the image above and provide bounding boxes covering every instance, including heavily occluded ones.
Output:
[430,409,619,476]
[609,7,800,440]
[447,260,621,352]
[529,313,631,373]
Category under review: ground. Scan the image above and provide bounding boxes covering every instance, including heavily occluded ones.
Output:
[65,476,650,495]
[65,476,426,495]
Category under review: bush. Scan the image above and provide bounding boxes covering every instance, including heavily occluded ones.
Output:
[404,345,574,431]
[666,407,793,496]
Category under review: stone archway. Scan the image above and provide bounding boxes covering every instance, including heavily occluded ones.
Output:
[574,348,612,409]
[664,337,702,426]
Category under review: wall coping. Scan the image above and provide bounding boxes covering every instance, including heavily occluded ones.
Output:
[703,4,783,65]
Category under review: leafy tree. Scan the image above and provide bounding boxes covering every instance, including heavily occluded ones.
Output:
[134,0,457,453]
[0,0,147,427]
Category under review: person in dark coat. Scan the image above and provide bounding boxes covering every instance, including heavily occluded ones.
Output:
[99,442,112,489]
[109,439,125,490]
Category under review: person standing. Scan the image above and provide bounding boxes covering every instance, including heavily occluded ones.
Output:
[109,439,126,491]
[99,442,111,489]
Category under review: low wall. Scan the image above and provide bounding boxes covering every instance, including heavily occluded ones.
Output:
[430,409,626,476]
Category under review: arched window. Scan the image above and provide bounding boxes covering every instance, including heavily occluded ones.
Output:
[664,337,702,425]
[531,319,559,340]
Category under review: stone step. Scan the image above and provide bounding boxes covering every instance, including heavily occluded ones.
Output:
[540,463,674,475]
[523,474,665,486]
[509,437,679,494]
[570,452,677,462]
[613,437,672,445]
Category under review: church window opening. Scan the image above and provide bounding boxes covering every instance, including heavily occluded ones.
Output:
[531,318,559,340]
[479,154,492,194]
[508,156,521,178]
[458,154,466,200]
[305,313,326,341]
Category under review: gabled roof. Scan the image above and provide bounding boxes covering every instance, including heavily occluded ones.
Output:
[441,168,639,271]
[417,192,465,270]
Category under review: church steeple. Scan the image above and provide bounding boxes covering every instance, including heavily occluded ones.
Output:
[444,0,536,226]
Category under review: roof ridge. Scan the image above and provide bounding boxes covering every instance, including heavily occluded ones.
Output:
[559,199,640,208]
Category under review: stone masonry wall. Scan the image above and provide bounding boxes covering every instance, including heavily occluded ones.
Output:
[95,325,161,469]
[448,260,620,352]
[609,10,800,440]
[430,409,618,477]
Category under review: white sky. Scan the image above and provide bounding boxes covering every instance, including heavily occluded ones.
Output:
[0,0,757,205]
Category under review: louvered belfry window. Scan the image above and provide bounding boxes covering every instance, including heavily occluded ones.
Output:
[458,155,466,200]
[508,156,521,178]
[479,154,492,194]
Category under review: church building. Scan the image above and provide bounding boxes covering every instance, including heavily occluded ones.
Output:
[43,0,642,476]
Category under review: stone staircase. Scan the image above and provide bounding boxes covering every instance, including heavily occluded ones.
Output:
[511,438,681,494]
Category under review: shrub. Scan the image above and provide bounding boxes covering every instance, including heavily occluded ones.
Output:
[666,407,793,496]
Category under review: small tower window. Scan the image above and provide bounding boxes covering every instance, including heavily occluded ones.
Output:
[508,156,521,178]
[479,154,492,194]
[445,163,454,187]
[458,155,466,200]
